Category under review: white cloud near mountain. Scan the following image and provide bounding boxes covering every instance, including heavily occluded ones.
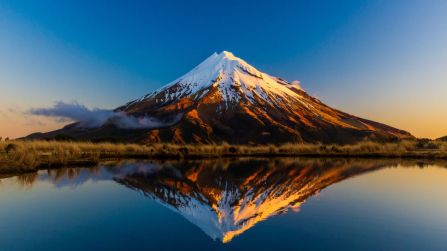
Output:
[29,101,181,129]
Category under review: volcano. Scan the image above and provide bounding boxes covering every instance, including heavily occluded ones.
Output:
[28,51,413,144]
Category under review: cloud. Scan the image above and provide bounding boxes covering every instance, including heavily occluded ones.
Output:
[29,101,181,129]
[29,101,114,128]
[112,113,183,129]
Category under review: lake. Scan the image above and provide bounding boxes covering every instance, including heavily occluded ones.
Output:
[1,158,446,251]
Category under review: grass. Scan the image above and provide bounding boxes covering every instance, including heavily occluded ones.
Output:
[1,139,447,174]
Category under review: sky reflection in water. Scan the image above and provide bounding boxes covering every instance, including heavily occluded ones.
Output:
[1,158,447,251]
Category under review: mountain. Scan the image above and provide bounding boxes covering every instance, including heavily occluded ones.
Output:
[116,158,389,243]
[28,51,413,144]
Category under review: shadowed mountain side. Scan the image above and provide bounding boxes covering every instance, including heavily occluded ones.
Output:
[26,123,150,143]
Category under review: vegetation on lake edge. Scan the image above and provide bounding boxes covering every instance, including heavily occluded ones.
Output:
[1,139,447,174]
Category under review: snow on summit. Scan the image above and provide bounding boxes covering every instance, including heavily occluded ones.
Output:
[140,51,304,106]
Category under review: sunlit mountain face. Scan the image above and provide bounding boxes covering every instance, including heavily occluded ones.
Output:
[27,51,413,144]
[115,158,392,243]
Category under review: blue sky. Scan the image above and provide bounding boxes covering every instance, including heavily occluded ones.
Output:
[1,0,446,138]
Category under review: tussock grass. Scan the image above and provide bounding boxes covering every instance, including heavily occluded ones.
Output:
[1,139,447,174]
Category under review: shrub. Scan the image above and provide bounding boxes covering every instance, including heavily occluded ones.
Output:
[228,146,238,154]
[54,134,75,141]
[416,139,439,150]
[178,147,189,156]
[5,143,19,154]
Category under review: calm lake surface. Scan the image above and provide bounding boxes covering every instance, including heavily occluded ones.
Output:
[1,158,447,251]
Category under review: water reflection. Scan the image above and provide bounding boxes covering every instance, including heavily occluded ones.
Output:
[114,158,418,243]
[3,158,446,243]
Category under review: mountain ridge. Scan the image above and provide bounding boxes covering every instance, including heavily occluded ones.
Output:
[27,51,413,144]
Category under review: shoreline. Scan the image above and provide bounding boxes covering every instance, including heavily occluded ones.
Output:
[1,139,447,175]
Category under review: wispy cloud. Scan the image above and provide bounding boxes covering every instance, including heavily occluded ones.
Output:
[29,101,114,128]
[29,101,181,129]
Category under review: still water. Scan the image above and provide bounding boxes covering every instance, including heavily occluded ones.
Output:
[1,158,447,251]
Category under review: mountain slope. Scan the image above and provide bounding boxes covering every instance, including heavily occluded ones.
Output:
[116,51,412,144]
[28,51,413,144]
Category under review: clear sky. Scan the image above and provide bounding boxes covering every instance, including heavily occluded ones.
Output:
[1,0,446,139]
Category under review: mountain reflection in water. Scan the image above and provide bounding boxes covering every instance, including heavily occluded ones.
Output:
[7,158,446,243]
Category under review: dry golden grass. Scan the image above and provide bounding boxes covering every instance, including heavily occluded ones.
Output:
[1,139,447,174]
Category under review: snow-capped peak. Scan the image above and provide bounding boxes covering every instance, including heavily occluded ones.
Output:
[168,50,264,90]
[216,50,238,60]
[140,51,304,108]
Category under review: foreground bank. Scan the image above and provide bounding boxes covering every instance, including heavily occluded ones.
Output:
[1,139,446,174]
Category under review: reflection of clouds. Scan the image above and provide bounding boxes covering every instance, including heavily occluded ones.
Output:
[38,168,109,189]
[34,161,168,189]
